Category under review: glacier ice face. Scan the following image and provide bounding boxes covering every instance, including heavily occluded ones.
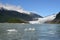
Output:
[29,14,57,24]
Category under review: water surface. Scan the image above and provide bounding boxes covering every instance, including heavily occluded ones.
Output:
[0,23,60,40]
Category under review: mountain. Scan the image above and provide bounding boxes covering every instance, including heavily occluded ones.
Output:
[0,8,28,23]
[0,4,42,23]
[1,4,60,24]
[29,14,56,24]
[29,12,43,21]
[43,14,57,23]
[49,12,60,24]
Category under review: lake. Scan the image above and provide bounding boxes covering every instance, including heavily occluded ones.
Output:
[0,23,60,40]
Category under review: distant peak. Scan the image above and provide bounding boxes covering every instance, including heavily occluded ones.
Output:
[0,4,30,14]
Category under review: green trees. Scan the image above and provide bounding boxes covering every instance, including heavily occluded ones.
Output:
[7,18,27,23]
[0,14,27,23]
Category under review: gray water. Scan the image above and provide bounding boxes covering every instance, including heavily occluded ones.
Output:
[0,23,60,40]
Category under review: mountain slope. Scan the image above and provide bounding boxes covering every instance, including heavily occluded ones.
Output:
[29,12,43,20]
[0,4,42,23]
[0,9,28,23]
[50,12,60,24]
[29,14,57,24]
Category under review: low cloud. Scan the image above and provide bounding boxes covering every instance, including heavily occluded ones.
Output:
[0,3,30,14]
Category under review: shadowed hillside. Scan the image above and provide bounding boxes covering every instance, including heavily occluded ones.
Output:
[0,7,42,23]
[47,12,60,24]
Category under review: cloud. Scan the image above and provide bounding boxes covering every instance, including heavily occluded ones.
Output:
[0,3,30,14]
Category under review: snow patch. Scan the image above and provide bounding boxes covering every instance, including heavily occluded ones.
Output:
[29,14,57,24]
